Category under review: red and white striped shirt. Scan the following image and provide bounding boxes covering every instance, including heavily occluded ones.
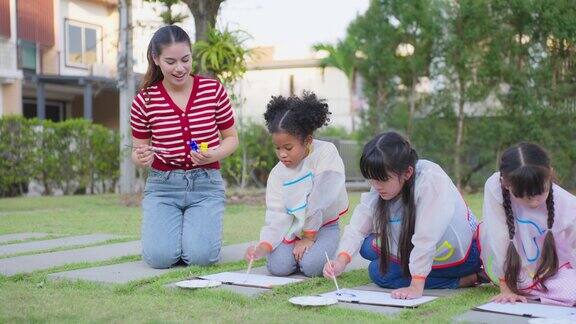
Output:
[130,75,235,170]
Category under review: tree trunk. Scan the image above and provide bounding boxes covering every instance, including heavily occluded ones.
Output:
[454,76,466,192]
[348,72,356,132]
[182,0,224,43]
[240,142,247,189]
[371,79,387,133]
[407,74,417,137]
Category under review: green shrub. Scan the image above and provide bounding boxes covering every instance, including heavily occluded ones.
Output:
[0,117,119,197]
[221,121,276,187]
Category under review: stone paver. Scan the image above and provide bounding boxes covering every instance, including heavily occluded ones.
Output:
[455,310,530,324]
[353,282,466,297]
[48,261,168,283]
[325,279,463,316]
[0,233,50,244]
[334,302,403,316]
[0,234,119,257]
[49,242,251,284]
[0,241,140,276]
[175,253,371,297]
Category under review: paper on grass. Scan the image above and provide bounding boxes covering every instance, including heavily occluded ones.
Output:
[476,302,576,319]
[199,271,304,288]
[320,288,437,307]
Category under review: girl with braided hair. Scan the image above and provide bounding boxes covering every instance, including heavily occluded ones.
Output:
[244,92,349,277]
[480,142,576,305]
[324,131,482,299]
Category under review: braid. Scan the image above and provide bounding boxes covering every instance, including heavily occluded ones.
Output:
[535,185,559,291]
[546,186,555,230]
[502,189,515,240]
[502,188,522,294]
[399,163,416,276]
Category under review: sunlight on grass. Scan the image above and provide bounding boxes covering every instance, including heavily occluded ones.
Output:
[0,191,491,322]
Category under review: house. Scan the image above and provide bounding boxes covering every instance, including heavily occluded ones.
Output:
[0,0,119,128]
[236,47,360,132]
[0,1,361,133]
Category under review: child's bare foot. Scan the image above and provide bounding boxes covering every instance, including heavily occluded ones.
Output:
[459,273,479,287]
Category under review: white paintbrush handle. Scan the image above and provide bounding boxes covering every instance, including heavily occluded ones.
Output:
[325,251,341,293]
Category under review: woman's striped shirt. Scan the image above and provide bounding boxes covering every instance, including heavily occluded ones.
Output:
[130,75,235,170]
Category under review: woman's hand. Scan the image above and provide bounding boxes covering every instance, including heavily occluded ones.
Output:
[293,238,314,262]
[391,279,425,299]
[189,149,220,166]
[245,244,269,262]
[492,281,528,304]
[132,145,154,167]
[492,292,528,304]
[323,258,347,279]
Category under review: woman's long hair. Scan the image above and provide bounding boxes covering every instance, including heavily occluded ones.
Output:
[500,142,558,294]
[360,131,418,276]
[140,25,192,92]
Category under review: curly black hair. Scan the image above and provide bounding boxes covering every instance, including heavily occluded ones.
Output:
[263,91,331,141]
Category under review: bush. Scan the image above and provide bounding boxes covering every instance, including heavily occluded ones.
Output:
[355,95,576,192]
[221,121,276,187]
[0,117,119,197]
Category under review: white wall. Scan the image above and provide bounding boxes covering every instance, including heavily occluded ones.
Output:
[236,66,353,130]
[132,0,194,74]
[58,0,118,77]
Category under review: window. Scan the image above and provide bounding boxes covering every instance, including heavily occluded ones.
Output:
[65,20,101,67]
[23,99,67,122]
[19,40,37,71]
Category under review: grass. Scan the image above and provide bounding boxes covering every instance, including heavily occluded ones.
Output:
[0,191,494,323]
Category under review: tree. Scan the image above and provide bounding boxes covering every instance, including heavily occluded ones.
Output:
[345,0,440,137]
[313,36,361,131]
[192,28,250,86]
[442,0,499,190]
[346,1,403,135]
[390,0,440,137]
[145,0,189,25]
[145,0,225,43]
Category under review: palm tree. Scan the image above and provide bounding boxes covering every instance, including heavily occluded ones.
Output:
[313,36,361,132]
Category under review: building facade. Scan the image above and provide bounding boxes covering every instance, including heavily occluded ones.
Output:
[0,0,119,128]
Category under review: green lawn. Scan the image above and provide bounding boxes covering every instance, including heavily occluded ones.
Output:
[0,191,495,323]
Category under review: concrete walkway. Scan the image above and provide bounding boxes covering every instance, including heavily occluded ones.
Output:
[0,240,140,276]
[0,233,552,322]
[0,233,50,244]
[49,242,252,284]
[0,234,119,257]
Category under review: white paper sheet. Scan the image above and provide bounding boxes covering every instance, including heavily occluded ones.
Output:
[320,288,437,307]
[476,302,576,319]
[199,272,304,288]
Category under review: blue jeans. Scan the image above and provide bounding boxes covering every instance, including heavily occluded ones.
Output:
[361,234,481,289]
[266,222,340,277]
[141,168,225,269]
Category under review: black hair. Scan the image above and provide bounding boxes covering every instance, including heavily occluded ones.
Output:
[499,142,557,294]
[140,25,192,91]
[360,131,418,276]
[263,91,331,141]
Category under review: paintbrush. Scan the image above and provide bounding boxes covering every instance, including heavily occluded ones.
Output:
[244,243,255,283]
[325,251,341,295]
[124,145,167,153]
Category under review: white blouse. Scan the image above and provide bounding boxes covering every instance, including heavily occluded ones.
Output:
[337,160,477,278]
[480,172,576,287]
[259,139,349,250]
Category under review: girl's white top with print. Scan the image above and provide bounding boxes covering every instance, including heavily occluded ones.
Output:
[480,172,576,287]
[337,160,477,278]
[259,139,349,250]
